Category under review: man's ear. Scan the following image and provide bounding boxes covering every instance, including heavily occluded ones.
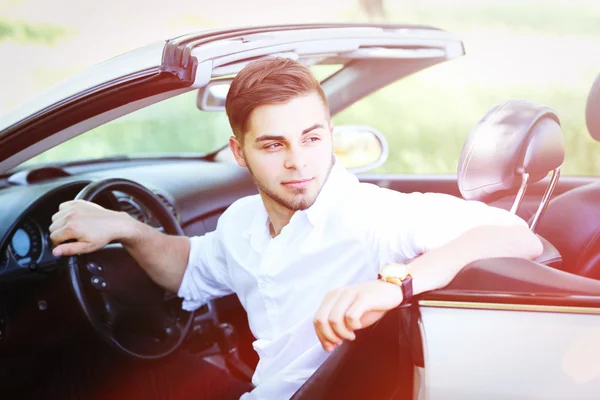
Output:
[229,136,248,168]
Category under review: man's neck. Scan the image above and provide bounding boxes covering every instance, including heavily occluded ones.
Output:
[259,193,294,238]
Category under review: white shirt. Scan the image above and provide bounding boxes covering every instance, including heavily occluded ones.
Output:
[178,159,526,400]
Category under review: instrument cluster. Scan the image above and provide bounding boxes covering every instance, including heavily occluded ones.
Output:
[0,217,51,273]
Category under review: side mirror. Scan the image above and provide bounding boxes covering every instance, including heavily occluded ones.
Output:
[197,79,232,111]
[333,125,388,173]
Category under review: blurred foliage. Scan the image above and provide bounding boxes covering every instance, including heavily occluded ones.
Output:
[351,0,600,36]
[0,18,67,44]
[333,71,600,176]
[29,67,600,176]
[27,91,233,165]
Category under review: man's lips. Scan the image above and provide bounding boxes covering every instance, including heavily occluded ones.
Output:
[281,178,314,189]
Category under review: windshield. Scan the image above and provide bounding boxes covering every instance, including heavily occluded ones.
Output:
[24,91,232,166]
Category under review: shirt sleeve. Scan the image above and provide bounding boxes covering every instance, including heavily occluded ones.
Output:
[371,188,529,267]
[177,229,234,311]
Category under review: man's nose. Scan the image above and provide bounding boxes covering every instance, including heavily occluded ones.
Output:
[284,146,307,170]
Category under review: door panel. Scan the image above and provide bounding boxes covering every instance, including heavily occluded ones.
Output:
[419,305,600,400]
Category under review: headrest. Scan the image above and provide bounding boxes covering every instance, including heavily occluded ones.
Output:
[458,100,565,202]
[586,73,600,141]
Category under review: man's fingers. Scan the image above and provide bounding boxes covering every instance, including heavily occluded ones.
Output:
[314,290,344,348]
[49,223,82,248]
[344,300,368,331]
[48,214,70,236]
[51,208,72,223]
[327,292,357,341]
[58,200,77,211]
[52,241,90,257]
[314,313,342,349]
[314,328,336,353]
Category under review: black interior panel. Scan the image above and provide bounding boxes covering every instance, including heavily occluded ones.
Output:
[424,257,600,307]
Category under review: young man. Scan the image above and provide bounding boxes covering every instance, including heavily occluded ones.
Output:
[49,58,542,399]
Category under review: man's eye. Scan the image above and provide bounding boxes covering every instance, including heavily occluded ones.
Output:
[306,137,320,143]
[265,143,282,150]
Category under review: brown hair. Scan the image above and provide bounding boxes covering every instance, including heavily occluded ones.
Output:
[225,57,329,140]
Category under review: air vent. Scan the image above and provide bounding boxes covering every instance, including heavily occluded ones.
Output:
[118,197,148,223]
[154,191,180,223]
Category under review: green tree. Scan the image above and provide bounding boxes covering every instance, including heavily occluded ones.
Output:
[0,18,66,44]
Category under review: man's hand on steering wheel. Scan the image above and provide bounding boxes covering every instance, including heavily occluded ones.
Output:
[49,179,193,360]
[49,199,139,257]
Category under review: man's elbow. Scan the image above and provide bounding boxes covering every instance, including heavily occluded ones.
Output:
[464,223,543,261]
[508,224,544,260]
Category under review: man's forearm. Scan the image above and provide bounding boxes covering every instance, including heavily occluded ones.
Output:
[120,215,191,293]
[314,224,543,351]
[408,224,543,295]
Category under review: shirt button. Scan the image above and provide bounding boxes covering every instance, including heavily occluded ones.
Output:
[259,281,268,289]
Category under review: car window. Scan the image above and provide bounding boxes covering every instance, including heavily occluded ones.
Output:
[24,65,342,167]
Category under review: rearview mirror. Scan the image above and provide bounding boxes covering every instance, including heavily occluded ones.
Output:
[198,80,232,111]
[333,125,388,173]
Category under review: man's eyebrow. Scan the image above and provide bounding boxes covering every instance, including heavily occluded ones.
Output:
[254,124,325,142]
[302,123,324,135]
[255,135,287,143]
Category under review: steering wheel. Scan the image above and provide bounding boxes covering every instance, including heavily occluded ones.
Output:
[67,178,193,359]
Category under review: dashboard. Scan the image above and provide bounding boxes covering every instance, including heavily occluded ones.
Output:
[0,160,257,280]
[0,159,257,362]
[0,188,176,277]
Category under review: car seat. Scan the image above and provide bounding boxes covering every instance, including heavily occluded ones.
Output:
[457,100,565,268]
[534,74,600,278]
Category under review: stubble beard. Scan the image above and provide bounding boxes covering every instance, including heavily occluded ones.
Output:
[246,166,316,211]
[246,154,334,212]
[256,176,315,211]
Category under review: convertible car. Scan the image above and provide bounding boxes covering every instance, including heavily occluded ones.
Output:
[1,23,599,399]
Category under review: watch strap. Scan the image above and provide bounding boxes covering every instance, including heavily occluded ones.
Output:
[378,272,413,305]
[402,274,413,305]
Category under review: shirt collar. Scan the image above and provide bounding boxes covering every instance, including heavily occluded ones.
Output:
[242,200,269,239]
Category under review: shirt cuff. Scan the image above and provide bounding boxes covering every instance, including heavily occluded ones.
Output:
[177,236,210,312]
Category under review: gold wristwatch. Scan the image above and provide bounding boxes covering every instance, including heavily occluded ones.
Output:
[378,263,413,305]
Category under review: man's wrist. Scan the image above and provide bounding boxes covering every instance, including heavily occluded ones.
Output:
[379,263,413,305]
[117,211,144,247]
[378,278,404,303]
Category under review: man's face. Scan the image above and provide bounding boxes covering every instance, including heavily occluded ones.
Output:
[230,92,334,212]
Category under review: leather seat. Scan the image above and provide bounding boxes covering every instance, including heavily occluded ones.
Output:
[535,182,600,277]
[534,73,600,278]
[457,100,565,267]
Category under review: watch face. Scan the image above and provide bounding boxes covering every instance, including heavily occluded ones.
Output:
[381,263,409,279]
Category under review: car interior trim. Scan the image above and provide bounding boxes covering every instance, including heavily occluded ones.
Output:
[419,300,600,315]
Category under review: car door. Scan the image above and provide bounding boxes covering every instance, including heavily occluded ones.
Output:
[416,258,600,399]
